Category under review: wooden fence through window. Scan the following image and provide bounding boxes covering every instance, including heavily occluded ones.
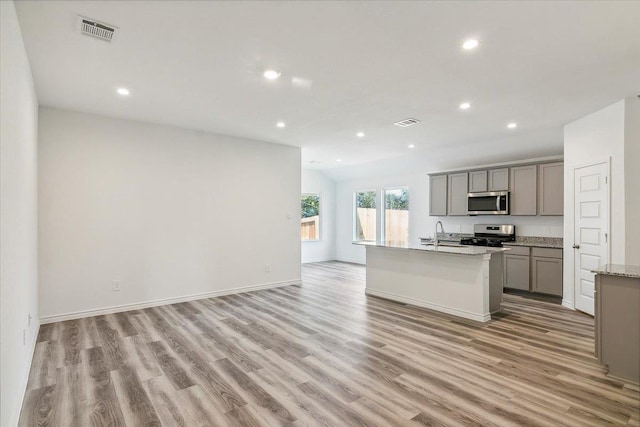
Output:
[301,215,319,240]
[355,208,408,245]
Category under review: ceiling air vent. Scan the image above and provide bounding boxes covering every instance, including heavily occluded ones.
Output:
[394,118,421,128]
[77,16,117,42]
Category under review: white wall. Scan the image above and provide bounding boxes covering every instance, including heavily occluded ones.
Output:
[335,170,563,264]
[624,95,640,266]
[38,108,301,321]
[0,2,40,425]
[301,169,336,263]
[563,100,626,308]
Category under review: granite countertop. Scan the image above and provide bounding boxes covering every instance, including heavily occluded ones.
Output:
[591,264,640,279]
[419,233,472,243]
[353,241,508,256]
[503,237,563,249]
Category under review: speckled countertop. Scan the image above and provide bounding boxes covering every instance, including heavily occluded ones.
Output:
[503,237,563,249]
[591,264,640,279]
[418,233,471,243]
[354,241,507,256]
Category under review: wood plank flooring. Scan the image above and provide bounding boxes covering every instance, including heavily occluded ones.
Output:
[20,261,640,426]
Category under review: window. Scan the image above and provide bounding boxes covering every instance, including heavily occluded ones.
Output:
[384,188,409,245]
[301,193,320,241]
[354,190,376,241]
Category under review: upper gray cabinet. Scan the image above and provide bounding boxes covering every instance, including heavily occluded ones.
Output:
[510,165,537,215]
[538,162,564,216]
[427,161,562,217]
[488,168,509,191]
[468,171,488,193]
[429,175,447,216]
[448,172,469,216]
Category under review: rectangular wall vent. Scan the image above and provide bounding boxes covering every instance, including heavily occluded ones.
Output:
[394,118,421,127]
[77,16,116,42]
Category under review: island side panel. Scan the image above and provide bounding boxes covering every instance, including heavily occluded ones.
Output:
[489,252,504,313]
[364,246,492,322]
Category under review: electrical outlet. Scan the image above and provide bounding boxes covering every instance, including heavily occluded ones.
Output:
[112,280,121,291]
[542,227,550,235]
[265,264,271,273]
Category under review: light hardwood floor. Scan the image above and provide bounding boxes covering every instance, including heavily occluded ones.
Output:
[19,261,640,426]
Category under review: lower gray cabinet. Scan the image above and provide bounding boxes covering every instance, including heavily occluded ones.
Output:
[504,245,530,290]
[503,245,563,297]
[595,273,640,383]
[531,248,563,296]
[504,254,530,291]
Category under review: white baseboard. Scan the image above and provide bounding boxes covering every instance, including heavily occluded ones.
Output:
[40,279,301,324]
[365,288,491,323]
[335,256,365,265]
[561,298,575,310]
[302,258,336,264]
[11,321,40,427]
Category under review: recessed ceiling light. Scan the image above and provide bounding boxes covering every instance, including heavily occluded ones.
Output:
[459,102,471,110]
[356,132,365,138]
[116,87,130,96]
[462,39,479,50]
[276,121,285,128]
[263,69,281,80]
[507,122,518,129]
[408,144,416,149]
[336,158,342,162]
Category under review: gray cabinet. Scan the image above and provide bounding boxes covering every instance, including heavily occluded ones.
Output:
[447,172,468,216]
[488,168,509,191]
[429,175,447,216]
[503,245,563,296]
[595,273,640,383]
[510,165,537,215]
[538,162,564,216]
[531,248,563,296]
[468,171,488,193]
[427,161,562,217]
[504,246,530,291]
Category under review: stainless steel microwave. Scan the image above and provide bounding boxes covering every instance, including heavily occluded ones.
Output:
[467,191,509,215]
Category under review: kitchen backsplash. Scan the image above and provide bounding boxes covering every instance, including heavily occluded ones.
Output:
[428,217,563,239]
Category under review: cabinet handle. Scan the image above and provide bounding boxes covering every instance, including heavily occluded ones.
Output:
[572,244,580,249]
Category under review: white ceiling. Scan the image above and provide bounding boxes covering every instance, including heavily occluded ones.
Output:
[15,1,640,178]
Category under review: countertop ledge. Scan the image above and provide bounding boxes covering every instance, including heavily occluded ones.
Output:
[353,241,508,256]
[591,264,640,279]
[503,237,563,249]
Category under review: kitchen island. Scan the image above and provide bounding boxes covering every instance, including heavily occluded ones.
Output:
[357,242,507,322]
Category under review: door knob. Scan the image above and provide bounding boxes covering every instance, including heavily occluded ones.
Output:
[572,244,580,249]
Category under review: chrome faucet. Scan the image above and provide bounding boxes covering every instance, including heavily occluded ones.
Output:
[434,221,444,248]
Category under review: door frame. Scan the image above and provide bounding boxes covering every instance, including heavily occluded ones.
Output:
[570,158,611,314]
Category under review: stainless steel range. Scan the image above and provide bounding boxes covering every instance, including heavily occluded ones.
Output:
[460,224,516,247]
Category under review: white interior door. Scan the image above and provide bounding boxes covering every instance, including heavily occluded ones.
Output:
[573,162,609,315]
